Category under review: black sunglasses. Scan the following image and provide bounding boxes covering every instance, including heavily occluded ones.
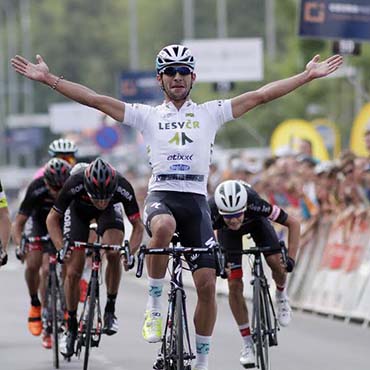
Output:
[162,66,192,77]
[223,211,244,220]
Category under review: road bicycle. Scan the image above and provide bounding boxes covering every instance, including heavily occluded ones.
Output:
[20,235,67,369]
[60,225,133,370]
[136,234,225,370]
[223,240,288,370]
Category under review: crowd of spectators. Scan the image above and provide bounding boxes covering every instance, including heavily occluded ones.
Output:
[206,137,370,231]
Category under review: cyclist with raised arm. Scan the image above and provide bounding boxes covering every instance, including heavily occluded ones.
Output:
[0,180,11,268]
[46,157,144,358]
[11,46,341,370]
[209,180,300,368]
[12,158,71,348]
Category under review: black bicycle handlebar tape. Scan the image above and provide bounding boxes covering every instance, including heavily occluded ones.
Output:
[279,240,288,265]
[57,239,70,264]
[20,233,27,254]
[123,240,135,270]
[214,244,227,279]
[136,246,146,278]
[286,256,295,273]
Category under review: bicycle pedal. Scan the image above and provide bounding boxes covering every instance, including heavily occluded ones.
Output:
[153,357,164,370]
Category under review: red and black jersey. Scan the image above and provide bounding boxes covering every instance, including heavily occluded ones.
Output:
[53,171,140,222]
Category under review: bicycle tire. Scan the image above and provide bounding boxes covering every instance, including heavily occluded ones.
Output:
[253,279,269,370]
[174,289,184,370]
[51,271,59,369]
[83,278,97,370]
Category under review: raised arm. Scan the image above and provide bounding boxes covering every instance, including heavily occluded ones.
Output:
[231,54,343,119]
[11,54,125,122]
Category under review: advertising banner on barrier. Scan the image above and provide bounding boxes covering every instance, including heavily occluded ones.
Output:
[306,215,352,312]
[320,217,350,270]
[288,222,318,304]
[301,220,334,311]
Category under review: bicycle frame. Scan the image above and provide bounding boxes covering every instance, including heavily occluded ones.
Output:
[67,234,131,370]
[136,240,224,370]
[224,241,287,370]
[23,235,66,369]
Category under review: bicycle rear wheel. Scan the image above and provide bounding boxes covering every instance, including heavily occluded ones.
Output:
[83,278,97,370]
[253,279,270,370]
[51,271,59,369]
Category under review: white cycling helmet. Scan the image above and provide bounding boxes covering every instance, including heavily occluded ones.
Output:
[214,180,247,215]
[70,162,89,176]
[48,138,78,156]
[156,44,195,73]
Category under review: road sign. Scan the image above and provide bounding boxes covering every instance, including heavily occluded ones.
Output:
[95,125,120,151]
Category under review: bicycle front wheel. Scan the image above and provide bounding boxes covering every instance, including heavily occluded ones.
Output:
[83,278,97,370]
[51,271,59,369]
[252,279,270,370]
[174,289,184,370]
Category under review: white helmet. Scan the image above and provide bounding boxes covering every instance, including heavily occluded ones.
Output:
[70,162,89,176]
[214,180,247,215]
[48,138,78,156]
[156,44,195,73]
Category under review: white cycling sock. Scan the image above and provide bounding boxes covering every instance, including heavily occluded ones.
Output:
[195,334,211,369]
[146,277,164,312]
[238,323,252,347]
[275,285,287,299]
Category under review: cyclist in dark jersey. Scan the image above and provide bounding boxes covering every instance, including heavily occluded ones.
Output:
[46,157,144,358]
[12,158,71,348]
[0,180,11,268]
[209,180,300,368]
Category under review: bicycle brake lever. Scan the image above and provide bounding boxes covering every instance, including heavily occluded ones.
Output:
[136,246,146,278]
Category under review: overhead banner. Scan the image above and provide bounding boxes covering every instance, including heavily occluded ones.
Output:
[184,38,263,82]
[299,0,370,41]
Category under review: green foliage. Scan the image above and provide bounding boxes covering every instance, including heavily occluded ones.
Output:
[4,0,370,148]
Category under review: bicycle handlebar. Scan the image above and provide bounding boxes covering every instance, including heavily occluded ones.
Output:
[59,239,134,269]
[135,244,219,278]
[16,234,51,261]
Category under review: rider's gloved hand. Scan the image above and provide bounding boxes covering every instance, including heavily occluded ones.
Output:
[285,256,295,273]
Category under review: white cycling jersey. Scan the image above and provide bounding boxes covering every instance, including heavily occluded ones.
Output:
[122,99,234,195]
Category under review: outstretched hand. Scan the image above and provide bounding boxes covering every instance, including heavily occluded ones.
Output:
[11,54,49,83]
[306,54,343,79]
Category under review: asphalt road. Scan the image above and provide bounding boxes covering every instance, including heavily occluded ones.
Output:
[1,256,369,370]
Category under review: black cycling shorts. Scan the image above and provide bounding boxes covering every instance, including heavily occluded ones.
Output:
[144,191,217,271]
[217,217,280,278]
[63,201,125,243]
[24,216,49,253]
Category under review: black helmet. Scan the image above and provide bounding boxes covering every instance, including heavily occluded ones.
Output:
[44,158,71,190]
[84,158,118,200]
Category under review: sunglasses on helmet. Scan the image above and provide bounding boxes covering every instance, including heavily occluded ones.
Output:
[162,66,192,77]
